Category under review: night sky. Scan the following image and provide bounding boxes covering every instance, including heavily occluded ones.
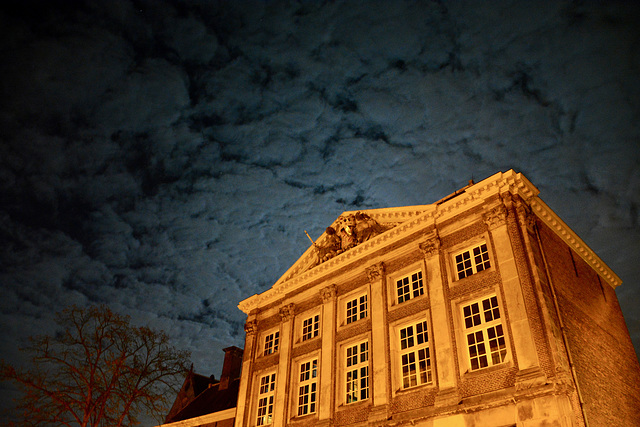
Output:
[1,0,639,416]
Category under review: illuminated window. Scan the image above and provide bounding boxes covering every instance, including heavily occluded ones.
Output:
[345,341,369,404]
[396,271,424,304]
[455,243,491,280]
[399,320,432,388]
[462,295,506,370]
[302,315,319,341]
[256,373,276,425]
[346,294,368,324]
[263,331,279,356]
[297,359,318,416]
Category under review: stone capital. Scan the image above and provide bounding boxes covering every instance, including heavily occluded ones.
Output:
[320,284,337,302]
[279,303,295,322]
[366,262,385,282]
[244,320,257,335]
[484,204,508,230]
[419,233,441,257]
[516,203,536,233]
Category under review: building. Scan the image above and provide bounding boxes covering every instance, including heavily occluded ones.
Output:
[162,346,243,427]
[234,170,640,427]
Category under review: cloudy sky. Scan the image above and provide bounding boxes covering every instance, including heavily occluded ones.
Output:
[1,0,639,413]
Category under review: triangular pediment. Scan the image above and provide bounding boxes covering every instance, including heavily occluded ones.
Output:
[239,170,623,315]
[274,204,436,286]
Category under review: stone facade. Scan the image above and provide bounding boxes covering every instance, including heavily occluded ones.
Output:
[235,170,640,427]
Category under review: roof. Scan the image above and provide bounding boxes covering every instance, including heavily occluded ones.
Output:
[166,378,240,422]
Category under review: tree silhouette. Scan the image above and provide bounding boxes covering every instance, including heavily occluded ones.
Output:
[1,305,190,426]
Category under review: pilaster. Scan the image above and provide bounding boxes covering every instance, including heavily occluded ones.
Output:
[366,262,390,421]
[484,202,546,389]
[420,233,460,406]
[273,303,294,427]
[236,318,258,427]
[319,285,337,422]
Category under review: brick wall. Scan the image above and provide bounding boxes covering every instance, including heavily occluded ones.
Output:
[537,221,640,425]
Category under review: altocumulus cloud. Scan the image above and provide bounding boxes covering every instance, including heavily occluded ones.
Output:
[0,2,639,413]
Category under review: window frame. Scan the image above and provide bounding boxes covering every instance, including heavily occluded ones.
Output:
[452,242,492,280]
[262,329,280,356]
[344,292,368,325]
[394,269,425,305]
[342,338,370,405]
[456,293,509,373]
[301,314,320,342]
[255,371,276,426]
[296,357,319,417]
[397,319,433,389]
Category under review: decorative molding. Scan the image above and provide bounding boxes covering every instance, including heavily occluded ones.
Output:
[419,232,441,257]
[244,320,257,335]
[366,262,385,282]
[320,284,337,302]
[529,196,621,289]
[516,203,536,233]
[484,204,508,230]
[279,303,295,322]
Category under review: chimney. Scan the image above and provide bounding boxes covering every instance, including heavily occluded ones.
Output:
[219,346,243,390]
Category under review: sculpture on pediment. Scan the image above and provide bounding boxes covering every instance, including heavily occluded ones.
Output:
[316,226,341,262]
[355,212,388,243]
[336,214,359,251]
[309,211,391,266]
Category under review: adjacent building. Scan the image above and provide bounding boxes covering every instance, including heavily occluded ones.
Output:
[162,346,243,427]
[234,170,640,426]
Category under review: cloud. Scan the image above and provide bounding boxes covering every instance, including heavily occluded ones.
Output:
[0,0,639,395]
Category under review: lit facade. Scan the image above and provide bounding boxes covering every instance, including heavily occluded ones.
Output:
[235,170,640,427]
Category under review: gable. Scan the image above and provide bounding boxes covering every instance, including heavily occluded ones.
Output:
[276,204,436,286]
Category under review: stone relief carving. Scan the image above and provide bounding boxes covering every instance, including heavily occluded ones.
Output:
[419,233,441,257]
[320,284,337,302]
[484,204,508,230]
[366,262,385,282]
[279,303,295,322]
[516,203,536,233]
[312,212,390,266]
[244,320,257,335]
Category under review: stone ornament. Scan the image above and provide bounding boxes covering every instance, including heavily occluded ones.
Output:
[516,203,537,233]
[244,320,257,335]
[419,233,441,257]
[366,262,385,282]
[320,284,337,302]
[484,204,508,230]
[279,303,295,322]
[312,212,390,265]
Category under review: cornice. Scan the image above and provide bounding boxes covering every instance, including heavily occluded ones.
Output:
[529,196,621,289]
[238,170,621,313]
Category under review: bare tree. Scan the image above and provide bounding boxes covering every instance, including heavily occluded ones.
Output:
[1,305,190,427]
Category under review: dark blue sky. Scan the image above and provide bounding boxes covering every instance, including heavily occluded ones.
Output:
[1,0,639,412]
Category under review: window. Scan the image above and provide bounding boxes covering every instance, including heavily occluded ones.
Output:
[297,359,318,416]
[399,320,432,388]
[455,243,491,280]
[302,315,319,341]
[345,341,369,403]
[396,270,424,304]
[462,295,507,371]
[263,331,279,356]
[256,373,276,426]
[346,294,368,324]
